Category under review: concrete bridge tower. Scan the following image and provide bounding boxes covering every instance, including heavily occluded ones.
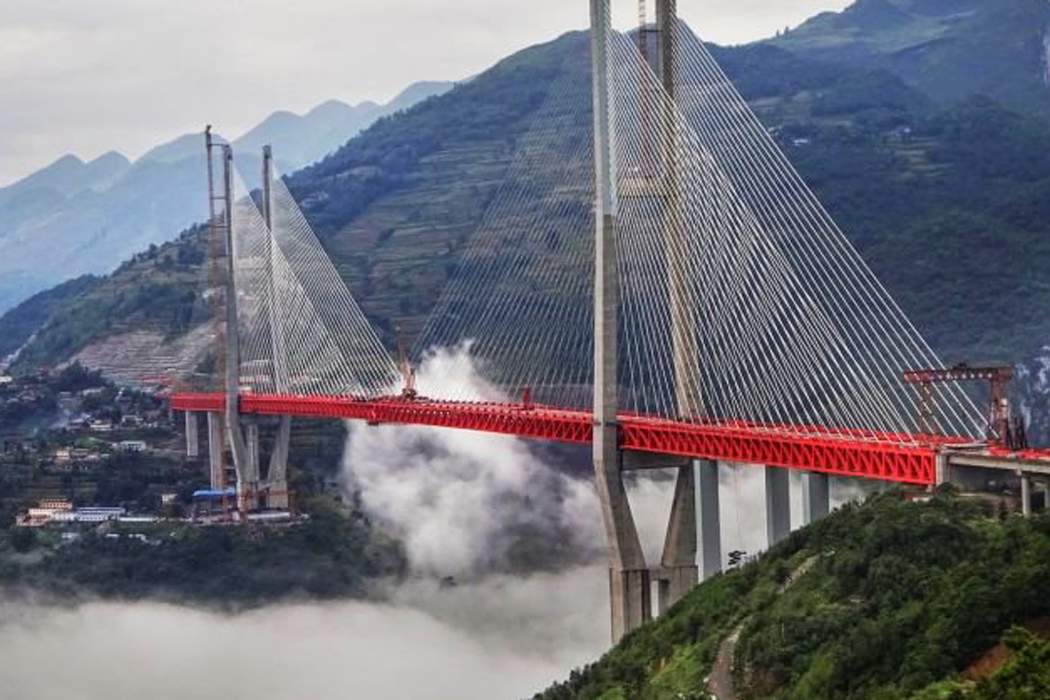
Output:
[591,0,702,641]
[590,0,651,642]
[260,144,292,510]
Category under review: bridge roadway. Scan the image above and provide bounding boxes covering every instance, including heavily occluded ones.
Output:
[167,391,1050,486]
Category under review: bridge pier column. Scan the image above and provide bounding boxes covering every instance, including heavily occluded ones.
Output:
[610,566,651,639]
[935,451,952,487]
[1020,472,1032,517]
[595,442,650,642]
[657,463,698,614]
[267,416,291,510]
[206,412,224,491]
[238,419,261,512]
[765,466,791,546]
[246,420,259,476]
[184,412,199,459]
[803,472,830,525]
[596,445,650,641]
[698,460,722,580]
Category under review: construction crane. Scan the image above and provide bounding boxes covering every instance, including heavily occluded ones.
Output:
[903,364,1027,450]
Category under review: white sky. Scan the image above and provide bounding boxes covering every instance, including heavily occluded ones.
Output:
[0,0,850,186]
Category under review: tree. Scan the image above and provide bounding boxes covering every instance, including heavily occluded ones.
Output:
[9,526,37,553]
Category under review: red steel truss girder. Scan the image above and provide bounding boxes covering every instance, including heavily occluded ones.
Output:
[170,392,938,484]
[243,394,595,444]
[171,393,225,412]
[617,418,935,484]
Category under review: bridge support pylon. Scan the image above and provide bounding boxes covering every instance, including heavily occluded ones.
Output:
[596,443,650,641]
[935,451,952,487]
[239,417,261,512]
[184,411,199,458]
[206,411,225,490]
[698,460,722,580]
[1021,471,1033,517]
[765,466,791,547]
[657,463,698,614]
[803,472,830,525]
[266,416,292,509]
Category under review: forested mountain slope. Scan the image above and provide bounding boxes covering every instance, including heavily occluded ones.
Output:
[537,490,1050,699]
[772,0,1050,115]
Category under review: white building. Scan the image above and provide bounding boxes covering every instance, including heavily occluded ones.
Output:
[50,507,126,524]
[117,440,147,453]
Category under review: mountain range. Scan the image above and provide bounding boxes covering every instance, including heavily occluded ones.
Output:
[0,80,453,315]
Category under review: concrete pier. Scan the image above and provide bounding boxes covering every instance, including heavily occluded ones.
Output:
[595,439,650,640]
[765,466,791,546]
[246,420,259,478]
[239,419,261,512]
[206,412,224,490]
[697,460,722,579]
[267,416,292,509]
[803,472,830,525]
[610,567,651,638]
[218,144,250,508]
[1021,472,1032,517]
[595,438,650,639]
[184,411,199,458]
[936,452,951,486]
[657,464,699,614]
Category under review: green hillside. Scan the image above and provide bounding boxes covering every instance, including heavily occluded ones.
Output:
[0,274,100,360]
[773,0,1050,115]
[9,228,207,371]
[536,490,1050,699]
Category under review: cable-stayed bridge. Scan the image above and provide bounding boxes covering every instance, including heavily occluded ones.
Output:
[170,1,1050,640]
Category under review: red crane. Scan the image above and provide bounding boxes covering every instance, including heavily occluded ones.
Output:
[903,364,1026,449]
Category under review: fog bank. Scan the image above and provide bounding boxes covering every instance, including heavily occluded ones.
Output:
[0,346,887,699]
[342,347,607,577]
[0,567,608,700]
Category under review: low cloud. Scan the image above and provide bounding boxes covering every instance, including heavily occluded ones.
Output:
[342,346,608,577]
[0,343,884,698]
[0,567,609,700]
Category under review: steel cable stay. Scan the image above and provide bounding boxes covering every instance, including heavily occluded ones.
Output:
[172,11,1026,487]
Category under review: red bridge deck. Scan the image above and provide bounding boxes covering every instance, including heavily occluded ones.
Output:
[169,391,1000,485]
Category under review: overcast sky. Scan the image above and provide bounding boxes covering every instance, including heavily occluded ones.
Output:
[0,0,850,186]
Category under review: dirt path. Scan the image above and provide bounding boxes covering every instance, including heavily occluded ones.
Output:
[708,626,742,700]
[707,555,820,700]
